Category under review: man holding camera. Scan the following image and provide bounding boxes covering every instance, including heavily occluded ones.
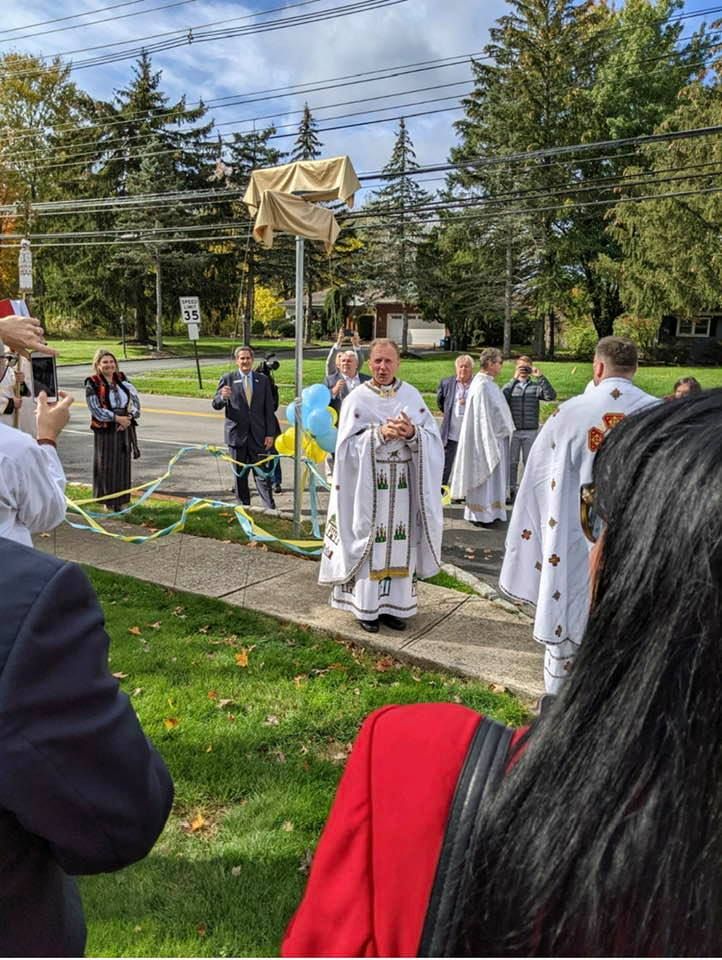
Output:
[502,356,557,502]
[325,327,366,378]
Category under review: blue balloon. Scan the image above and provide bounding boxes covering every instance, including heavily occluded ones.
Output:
[316,426,338,453]
[286,401,297,425]
[303,383,331,410]
[307,407,332,437]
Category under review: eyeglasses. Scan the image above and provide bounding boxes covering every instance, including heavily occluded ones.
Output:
[580,483,605,544]
[0,353,19,384]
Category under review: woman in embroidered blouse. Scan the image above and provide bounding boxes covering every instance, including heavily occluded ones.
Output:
[85,349,141,511]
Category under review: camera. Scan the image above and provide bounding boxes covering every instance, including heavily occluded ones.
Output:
[256,353,280,376]
[518,365,533,375]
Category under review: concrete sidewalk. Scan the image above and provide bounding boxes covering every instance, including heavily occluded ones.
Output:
[36,521,544,702]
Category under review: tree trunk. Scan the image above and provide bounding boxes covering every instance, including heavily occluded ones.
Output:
[134,281,149,343]
[548,307,555,359]
[154,251,163,351]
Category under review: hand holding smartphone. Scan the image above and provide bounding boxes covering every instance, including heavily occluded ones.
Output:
[30,352,58,402]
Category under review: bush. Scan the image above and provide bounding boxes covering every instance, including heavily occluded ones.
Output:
[561,318,598,360]
[251,320,266,337]
[276,321,296,338]
[613,314,660,360]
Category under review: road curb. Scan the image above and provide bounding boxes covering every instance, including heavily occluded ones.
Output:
[440,561,533,622]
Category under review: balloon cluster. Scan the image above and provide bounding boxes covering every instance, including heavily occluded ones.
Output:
[275,383,339,463]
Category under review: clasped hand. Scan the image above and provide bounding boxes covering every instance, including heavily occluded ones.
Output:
[381,412,415,441]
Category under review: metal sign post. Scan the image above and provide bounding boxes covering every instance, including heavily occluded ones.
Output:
[18,239,32,299]
[293,236,305,538]
[179,297,203,390]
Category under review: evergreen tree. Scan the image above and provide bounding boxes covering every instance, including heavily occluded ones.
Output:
[290,103,322,162]
[362,118,434,352]
[96,53,215,343]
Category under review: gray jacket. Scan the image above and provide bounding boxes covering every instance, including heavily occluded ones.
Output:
[502,376,557,431]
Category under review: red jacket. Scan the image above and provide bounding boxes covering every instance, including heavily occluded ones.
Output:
[282,702,528,957]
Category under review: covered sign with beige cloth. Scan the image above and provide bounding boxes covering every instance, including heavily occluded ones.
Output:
[243,155,361,252]
[243,155,361,213]
[251,191,340,252]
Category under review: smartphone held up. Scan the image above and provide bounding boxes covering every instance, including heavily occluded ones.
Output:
[30,352,59,402]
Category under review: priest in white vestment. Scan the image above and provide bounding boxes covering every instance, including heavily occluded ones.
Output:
[319,339,444,634]
[449,348,515,525]
[499,337,659,693]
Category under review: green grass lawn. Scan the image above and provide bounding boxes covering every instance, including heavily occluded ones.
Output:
[129,355,722,412]
[79,568,527,957]
[53,337,313,366]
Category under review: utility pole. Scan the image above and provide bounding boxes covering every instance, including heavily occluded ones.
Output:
[154,244,163,352]
[503,230,513,359]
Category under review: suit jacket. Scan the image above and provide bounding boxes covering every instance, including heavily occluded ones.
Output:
[323,371,371,415]
[0,538,174,956]
[436,375,460,446]
[212,370,279,448]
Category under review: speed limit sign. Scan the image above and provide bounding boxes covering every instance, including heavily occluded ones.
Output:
[179,296,201,325]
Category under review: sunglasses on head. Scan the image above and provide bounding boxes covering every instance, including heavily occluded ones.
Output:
[580,483,605,544]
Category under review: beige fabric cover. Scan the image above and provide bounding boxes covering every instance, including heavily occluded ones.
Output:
[252,191,340,252]
[243,156,361,213]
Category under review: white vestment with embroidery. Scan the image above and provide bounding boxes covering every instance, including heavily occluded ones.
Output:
[499,377,658,692]
[319,379,444,620]
[449,373,515,522]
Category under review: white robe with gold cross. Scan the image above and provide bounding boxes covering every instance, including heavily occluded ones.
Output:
[319,379,444,620]
[499,377,658,692]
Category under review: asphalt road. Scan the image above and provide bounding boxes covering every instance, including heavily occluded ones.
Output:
[57,357,509,588]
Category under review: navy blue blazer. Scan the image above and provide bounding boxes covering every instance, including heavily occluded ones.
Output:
[0,538,173,956]
[323,371,371,415]
[212,369,279,448]
[436,375,459,446]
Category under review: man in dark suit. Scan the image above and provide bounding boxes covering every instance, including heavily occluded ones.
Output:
[212,345,279,508]
[0,537,173,956]
[436,354,474,487]
[323,350,371,478]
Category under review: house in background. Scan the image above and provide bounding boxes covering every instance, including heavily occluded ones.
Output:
[659,313,722,363]
[282,290,447,347]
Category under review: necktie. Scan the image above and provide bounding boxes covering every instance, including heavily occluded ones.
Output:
[244,375,252,405]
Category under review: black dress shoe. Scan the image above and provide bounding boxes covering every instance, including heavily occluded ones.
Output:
[379,613,407,631]
[273,483,282,494]
[359,619,379,633]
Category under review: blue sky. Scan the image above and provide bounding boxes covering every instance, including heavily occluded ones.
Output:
[0,0,716,193]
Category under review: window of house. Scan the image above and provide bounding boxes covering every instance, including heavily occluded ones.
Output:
[676,316,712,338]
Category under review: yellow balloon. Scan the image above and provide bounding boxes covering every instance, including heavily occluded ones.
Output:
[307,439,326,463]
[327,405,338,426]
[275,427,295,455]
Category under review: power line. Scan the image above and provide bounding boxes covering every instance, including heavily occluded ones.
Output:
[0,0,202,43]
[0,0,409,77]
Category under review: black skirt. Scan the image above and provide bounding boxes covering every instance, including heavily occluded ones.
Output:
[93,427,132,511]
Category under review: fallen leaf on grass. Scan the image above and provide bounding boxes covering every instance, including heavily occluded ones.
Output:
[264,714,280,726]
[198,625,210,634]
[231,866,242,877]
[299,850,313,874]
[207,690,218,701]
[205,744,213,753]
[163,717,179,731]
[281,820,294,832]
[235,649,249,668]
[374,657,394,672]
[293,675,307,687]
[112,671,128,680]
[218,698,236,709]
[489,682,508,694]
[148,621,162,630]
[197,923,207,937]
[133,925,142,933]
[190,813,206,832]
[132,687,143,697]
[128,626,142,636]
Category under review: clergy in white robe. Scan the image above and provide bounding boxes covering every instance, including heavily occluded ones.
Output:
[319,339,444,631]
[499,336,658,693]
[0,421,67,546]
[449,348,515,524]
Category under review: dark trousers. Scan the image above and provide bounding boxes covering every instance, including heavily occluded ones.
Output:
[442,440,458,487]
[230,442,275,509]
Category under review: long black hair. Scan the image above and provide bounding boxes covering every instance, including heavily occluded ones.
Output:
[456,388,722,956]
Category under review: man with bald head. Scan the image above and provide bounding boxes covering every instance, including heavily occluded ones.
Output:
[437,354,474,488]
